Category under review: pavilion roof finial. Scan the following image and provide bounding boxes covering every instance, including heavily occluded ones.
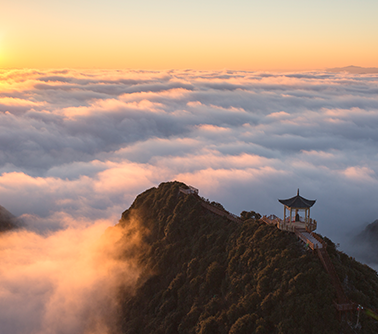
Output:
[297,188,299,196]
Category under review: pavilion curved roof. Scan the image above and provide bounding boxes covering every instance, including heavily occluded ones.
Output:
[278,190,316,209]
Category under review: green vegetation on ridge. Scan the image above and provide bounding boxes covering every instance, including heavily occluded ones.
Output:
[116,182,378,334]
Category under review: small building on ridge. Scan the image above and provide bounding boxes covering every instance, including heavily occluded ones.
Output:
[278,189,317,232]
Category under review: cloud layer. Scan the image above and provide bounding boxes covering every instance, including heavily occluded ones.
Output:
[0,219,142,334]
[1,68,378,242]
[1,68,378,333]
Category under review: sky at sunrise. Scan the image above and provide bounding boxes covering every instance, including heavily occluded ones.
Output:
[1,1,378,333]
[1,0,378,70]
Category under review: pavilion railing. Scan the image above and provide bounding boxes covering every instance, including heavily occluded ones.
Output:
[277,221,296,232]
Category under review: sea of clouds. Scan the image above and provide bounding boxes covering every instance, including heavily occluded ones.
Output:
[1,69,378,237]
[0,68,378,332]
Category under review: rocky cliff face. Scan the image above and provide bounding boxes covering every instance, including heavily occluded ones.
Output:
[115,181,378,334]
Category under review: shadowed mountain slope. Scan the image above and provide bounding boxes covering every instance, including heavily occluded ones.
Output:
[350,220,378,268]
[357,220,378,247]
[0,205,20,232]
[116,181,378,334]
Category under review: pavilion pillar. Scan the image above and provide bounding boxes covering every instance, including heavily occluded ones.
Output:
[290,208,292,223]
[284,206,286,223]
[304,209,307,223]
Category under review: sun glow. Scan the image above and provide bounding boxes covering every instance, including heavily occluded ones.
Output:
[0,34,10,68]
[0,39,3,64]
[0,1,377,70]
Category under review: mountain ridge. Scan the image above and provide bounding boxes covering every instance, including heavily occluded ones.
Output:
[326,66,378,74]
[115,181,378,333]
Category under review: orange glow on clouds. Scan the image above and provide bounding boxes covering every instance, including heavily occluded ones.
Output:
[0,219,142,334]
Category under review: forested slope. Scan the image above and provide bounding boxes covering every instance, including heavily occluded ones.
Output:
[116,182,378,334]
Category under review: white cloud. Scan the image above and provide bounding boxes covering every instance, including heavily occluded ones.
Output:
[0,220,142,334]
[1,68,378,243]
[2,68,378,333]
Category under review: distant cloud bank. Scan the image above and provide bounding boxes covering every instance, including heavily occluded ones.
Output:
[1,68,378,243]
[326,65,378,74]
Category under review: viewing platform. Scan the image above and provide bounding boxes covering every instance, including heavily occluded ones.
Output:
[261,215,317,233]
[261,190,320,250]
[261,216,321,250]
[262,189,317,233]
[262,189,355,314]
[181,185,356,315]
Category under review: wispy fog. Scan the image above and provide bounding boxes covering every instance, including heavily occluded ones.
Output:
[0,218,142,334]
[1,68,378,249]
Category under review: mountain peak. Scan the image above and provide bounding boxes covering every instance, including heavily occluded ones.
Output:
[116,182,378,333]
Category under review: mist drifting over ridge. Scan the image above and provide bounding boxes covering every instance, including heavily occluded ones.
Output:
[0,218,144,334]
[0,68,378,244]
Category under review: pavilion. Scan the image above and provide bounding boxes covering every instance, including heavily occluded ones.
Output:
[278,189,317,232]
